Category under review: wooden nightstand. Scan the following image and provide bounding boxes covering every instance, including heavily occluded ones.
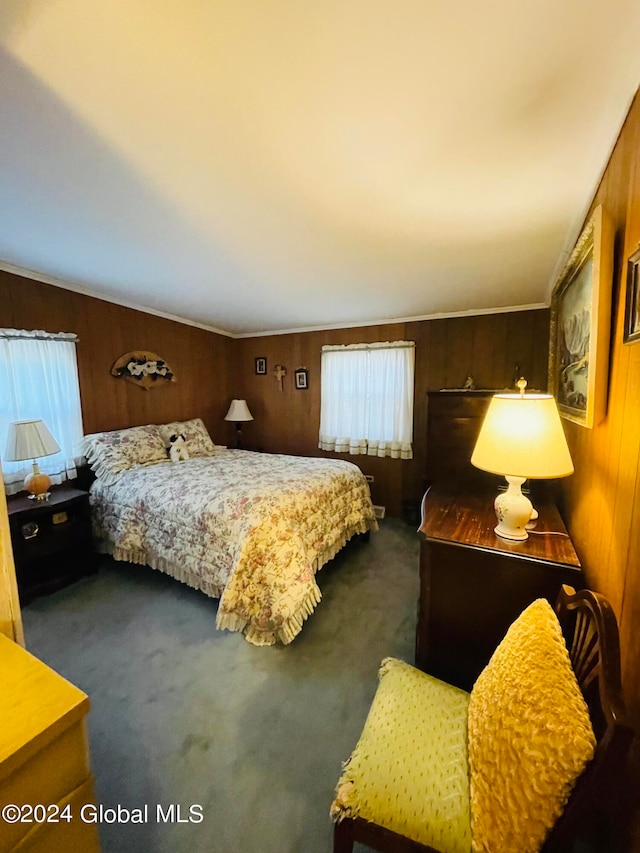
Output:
[416,485,582,691]
[7,488,96,605]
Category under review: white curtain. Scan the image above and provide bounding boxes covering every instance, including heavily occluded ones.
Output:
[319,341,415,459]
[0,330,84,494]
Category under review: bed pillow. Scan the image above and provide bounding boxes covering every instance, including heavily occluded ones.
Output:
[83,425,168,485]
[468,598,596,853]
[158,418,216,458]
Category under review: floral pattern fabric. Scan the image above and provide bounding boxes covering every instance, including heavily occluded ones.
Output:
[90,450,378,645]
[83,425,168,485]
[158,418,216,458]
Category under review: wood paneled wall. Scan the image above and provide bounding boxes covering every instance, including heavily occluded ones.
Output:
[0,271,235,443]
[236,308,550,516]
[556,90,640,834]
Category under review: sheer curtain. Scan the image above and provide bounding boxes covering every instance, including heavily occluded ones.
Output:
[319,341,415,459]
[0,330,84,494]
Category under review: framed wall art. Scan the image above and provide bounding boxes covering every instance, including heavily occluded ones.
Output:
[294,368,309,390]
[255,357,267,375]
[111,351,176,390]
[623,245,640,345]
[548,204,614,428]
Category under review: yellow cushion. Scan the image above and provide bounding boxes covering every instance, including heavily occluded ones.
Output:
[468,599,596,853]
[331,658,472,853]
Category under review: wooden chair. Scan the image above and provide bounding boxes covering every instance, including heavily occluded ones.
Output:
[332,585,634,853]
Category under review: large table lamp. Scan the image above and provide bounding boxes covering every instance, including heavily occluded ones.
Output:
[224,399,253,449]
[4,419,61,500]
[471,381,574,541]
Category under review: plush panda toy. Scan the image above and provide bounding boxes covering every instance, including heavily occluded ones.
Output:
[168,432,190,462]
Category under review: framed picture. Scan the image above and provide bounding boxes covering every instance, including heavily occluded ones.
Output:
[549,205,613,428]
[623,245,640,344]
[294,368,309,390]
[255,357,267,375]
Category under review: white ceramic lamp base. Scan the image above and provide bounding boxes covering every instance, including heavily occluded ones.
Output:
[493,476,534,541]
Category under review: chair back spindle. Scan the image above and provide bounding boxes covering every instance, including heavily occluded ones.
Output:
[543,585,634,851]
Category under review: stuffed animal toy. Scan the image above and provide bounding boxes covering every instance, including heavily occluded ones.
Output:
[168,433,189,462]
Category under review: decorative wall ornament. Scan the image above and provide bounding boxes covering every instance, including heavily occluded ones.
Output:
[111,351,176,390]
[273,364,287,390]
[255,356,267,375]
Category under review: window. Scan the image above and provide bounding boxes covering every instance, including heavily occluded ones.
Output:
[0,329,84,494]
[319,341,415,459]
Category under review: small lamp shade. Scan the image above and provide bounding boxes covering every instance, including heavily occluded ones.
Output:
[471,393,573,541]
[224,400,253,449]
[224,400,253,422]
[4,419,61,501]
[4,419,61,461]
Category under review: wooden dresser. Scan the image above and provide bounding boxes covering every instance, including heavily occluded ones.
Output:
[0,635,100,853]
[425,391,496,486]
[416,485,582,692]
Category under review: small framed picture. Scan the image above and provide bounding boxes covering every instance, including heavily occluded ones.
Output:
[294,368,309,390]
[255,357,267,375]
[623,245,640,344]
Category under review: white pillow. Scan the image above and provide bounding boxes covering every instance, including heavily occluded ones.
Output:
[158,418,216,458]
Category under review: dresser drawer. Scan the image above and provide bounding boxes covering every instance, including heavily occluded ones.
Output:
[0,722,91,852]
[11,775,99,853]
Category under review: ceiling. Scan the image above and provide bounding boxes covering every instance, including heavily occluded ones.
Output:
[1,1,639,337]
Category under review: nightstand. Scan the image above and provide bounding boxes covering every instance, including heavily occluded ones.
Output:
[7,487,96,605]
[416,485,582,691]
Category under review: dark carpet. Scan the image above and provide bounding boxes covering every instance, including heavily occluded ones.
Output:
[22,518,420,853]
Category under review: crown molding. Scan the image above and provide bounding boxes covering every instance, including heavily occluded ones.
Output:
[235,302,549,338]
[0,259,234,338]
[0,258,547,340]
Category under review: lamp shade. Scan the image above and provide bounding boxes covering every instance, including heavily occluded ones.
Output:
[4,419,61,462]
[471,394,573,480]
[224,400,253,422]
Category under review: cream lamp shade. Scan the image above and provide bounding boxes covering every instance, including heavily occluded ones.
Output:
[224,399,254,422]
[4,419,61,500]
[224,399,253,449]
[471,391,573,541]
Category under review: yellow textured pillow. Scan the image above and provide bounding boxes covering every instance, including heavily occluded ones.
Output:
[468,599,596,853]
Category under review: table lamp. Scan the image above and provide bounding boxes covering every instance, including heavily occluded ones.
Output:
[470,380,574,541]
[224,399,253,449]
[4,419,61,500]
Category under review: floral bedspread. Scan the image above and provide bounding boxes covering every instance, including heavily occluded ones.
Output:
[90,451,378,645]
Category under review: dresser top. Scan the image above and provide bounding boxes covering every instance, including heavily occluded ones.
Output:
[428,389,499,396]
[0,635,89,782]
[419,486,581,569]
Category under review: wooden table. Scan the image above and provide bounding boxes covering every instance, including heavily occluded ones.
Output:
[416,485,582,691]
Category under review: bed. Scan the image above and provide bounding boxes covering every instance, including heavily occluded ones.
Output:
[84,419,378,646]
